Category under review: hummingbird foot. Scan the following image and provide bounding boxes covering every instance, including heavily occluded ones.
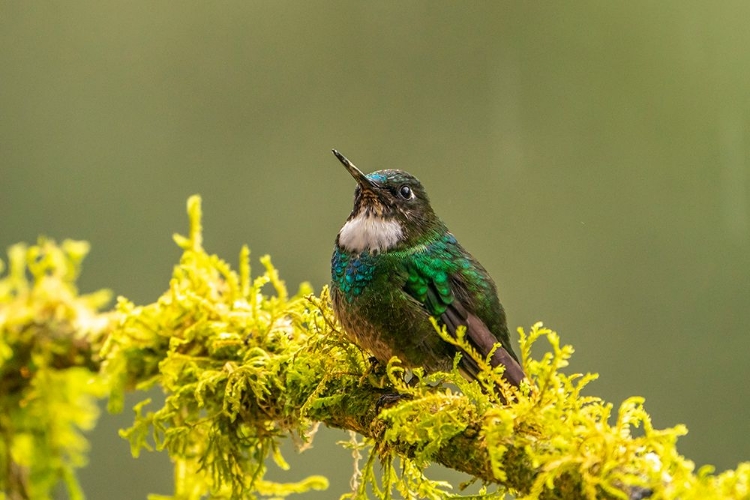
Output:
[375,391,413,413]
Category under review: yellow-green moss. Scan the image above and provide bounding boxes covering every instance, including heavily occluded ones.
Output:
[1,195,749,499]
[0,239,111,500]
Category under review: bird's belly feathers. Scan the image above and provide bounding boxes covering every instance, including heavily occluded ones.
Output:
[330,248,454,371]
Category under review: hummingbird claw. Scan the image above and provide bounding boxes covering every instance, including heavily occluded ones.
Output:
[375,391,413,413]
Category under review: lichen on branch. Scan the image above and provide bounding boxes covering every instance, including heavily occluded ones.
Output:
[1,195,749,500]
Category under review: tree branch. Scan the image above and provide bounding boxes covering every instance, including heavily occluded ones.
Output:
[2,196,748,500]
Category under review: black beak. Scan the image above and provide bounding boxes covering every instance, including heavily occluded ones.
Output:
[332,150,377,191]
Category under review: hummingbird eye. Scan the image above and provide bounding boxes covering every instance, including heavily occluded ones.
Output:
[398,185,413,199]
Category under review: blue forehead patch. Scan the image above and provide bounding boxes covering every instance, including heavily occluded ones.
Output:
[366,172,388,183]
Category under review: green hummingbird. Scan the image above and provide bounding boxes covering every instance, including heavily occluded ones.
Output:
[330,150,525,388]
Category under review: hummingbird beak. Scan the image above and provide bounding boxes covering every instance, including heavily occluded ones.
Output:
[332,149,377,191]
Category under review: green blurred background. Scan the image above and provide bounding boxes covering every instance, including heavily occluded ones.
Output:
[2,2,749,498]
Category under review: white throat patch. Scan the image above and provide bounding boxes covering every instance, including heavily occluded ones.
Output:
[338,214,403,253]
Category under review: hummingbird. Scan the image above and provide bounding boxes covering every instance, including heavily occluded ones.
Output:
[329,150,525,389]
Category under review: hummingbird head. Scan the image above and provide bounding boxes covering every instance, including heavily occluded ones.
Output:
[333,150,444,254]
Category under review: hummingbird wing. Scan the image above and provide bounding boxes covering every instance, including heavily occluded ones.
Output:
[402,251,525,387]
[441,296,526,387]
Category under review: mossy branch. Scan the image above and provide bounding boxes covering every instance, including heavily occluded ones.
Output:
[1,196,748,499]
